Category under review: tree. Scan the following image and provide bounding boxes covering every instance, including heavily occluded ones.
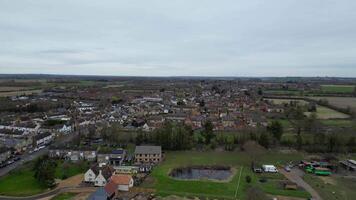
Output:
[202,120,215,144]
[296,134,303,150]
[304,112,318,133]
[258,133,270,148]
[267,121,283,141]
[245,175,252,183]
[347,136,356,152]
[33,155,57,187]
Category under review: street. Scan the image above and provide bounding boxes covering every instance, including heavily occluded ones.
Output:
[0,147,48,177]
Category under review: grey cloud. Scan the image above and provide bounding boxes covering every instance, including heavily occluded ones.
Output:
[0,0,355,76]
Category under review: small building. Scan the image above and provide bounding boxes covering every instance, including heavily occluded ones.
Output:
[110,174,134,192]
[84,164,115,187]
[33,132,53,147]
[114,166,139,174]
[134,145,162,164]
[97,149,126,166]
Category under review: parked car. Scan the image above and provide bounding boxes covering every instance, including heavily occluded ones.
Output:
[284,165,291,172]
[14,157,21,162]
[6,160,14,165]
[252,166,263,173]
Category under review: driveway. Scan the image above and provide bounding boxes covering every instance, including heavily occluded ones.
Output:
[280,168,322,200]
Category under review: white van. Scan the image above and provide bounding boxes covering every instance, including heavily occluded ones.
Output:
[262,165,278,173]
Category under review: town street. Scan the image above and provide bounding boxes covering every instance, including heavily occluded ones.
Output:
[0,147,48,177]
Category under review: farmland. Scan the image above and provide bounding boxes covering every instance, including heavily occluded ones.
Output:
[265,98,350,119]
[146,151,309,199]
[310,96,356,112]
[320,85,355,93]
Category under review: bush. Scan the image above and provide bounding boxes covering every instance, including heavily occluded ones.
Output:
[245,175,251,183]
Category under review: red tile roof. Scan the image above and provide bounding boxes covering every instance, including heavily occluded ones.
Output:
[111,174,132,185]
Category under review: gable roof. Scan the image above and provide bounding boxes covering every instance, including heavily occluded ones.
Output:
[104,181,117,197]
[111,174,132,185]
[90,164,114,180]
[134,145,161,155]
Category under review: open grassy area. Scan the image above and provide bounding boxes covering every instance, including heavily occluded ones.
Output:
[305,106,350,119]
[303,174,356,200]
[51,192,77,200]
[320,119,354,127]
[266,98,350,119]
[147,151,309,199]
[310,96,356,112]
[320,85,355,93]
[0,165,47,196]
[0,160,88,197]
[54,160,89,179]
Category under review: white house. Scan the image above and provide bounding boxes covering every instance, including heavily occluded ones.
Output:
[33,132,53,147]
[84,164,115,187]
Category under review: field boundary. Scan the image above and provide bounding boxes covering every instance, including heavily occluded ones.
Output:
[234,166,243,199]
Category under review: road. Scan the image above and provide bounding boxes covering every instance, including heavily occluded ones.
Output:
[0,131,77,177]
[280,168,323,200]
[0,147,48,177]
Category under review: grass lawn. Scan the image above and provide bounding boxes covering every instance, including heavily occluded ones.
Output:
[320,119,353,127]
[303,174,356,200]
[320,85,355,93]
[0,165,47,196]
[0,160,88,197]
[54,160,89,179]
[51,192,77,200]
[147,151,309,199]
[311,106,350,119]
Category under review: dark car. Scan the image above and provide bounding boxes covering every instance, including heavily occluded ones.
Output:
[14,157,21,162]
[0,163,7,168]
[252,166,263,173]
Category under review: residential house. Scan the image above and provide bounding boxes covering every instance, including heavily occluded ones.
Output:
[97,149,126,166]
[84,164,115,187]
[107,174,134,192]
[134,145,162,164]
[33,132,53,147]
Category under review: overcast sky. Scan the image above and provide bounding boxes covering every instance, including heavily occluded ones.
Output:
[0,0,355,77]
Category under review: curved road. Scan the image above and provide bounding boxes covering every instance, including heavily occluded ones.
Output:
[280,168,323,200]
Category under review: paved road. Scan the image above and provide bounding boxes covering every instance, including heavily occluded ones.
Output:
[280,168,323,200]
[0,147,48,177]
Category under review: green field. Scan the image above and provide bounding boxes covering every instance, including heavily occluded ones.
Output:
[320,119,354,127]
[303,174,356,200]
[0,160,88,197]
[310,96,356,112]
[266,98,350,119]
[321,85,355,93]
[51,192,77,200]
[0,165,47,196]
[305,106,350,119]
[147,151,309,199]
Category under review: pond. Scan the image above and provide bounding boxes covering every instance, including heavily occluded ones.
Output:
[169,166,233,181]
